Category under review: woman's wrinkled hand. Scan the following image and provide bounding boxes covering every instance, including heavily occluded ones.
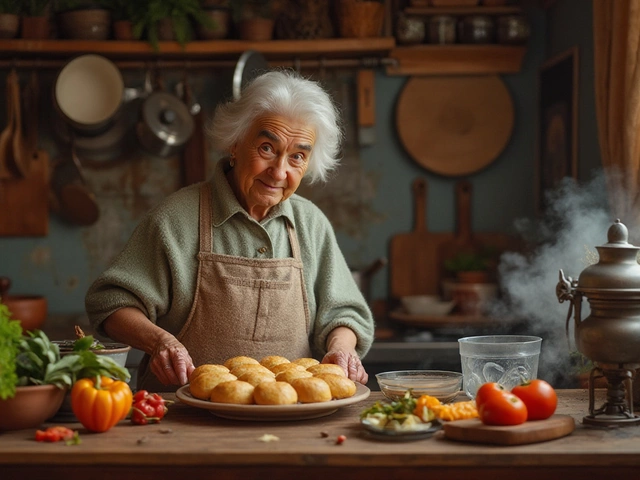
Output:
[149,336,195,386]
[322,350,368,384]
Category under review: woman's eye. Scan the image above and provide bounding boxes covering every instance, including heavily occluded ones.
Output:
[260,144,273,154]
[290,153,306,166]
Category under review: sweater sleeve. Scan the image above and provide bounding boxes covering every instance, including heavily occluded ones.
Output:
[298,203,375,359]
[85,188,200,337]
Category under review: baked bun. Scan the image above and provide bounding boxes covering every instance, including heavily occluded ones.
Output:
[260,355,290,370]
[314,373,357,399]
[275,368,313,384]
[189,364,229,383]
[230,363,275,378]
[292,357,320,368]
[270,362,306,375]
[210,380,255,404]
[291,377,332,403]
[254,381,298,405]
[307,363,346,377]
[237,371,277,387]
[224,356,259,370]
[189,372,237,400]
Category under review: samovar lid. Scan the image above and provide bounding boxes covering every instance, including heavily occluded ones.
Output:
[577,219,640,292]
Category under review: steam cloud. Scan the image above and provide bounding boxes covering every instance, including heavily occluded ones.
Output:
[491,171,618,386]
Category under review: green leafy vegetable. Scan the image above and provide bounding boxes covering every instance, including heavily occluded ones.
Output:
[360,390,418,424]
[0,302,23,400]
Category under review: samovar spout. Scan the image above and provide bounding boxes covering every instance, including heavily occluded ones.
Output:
[557,269,582,348]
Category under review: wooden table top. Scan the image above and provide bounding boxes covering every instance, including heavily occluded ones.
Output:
[1,389,639,480]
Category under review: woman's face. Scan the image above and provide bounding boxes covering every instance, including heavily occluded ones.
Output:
[229,114,315,221]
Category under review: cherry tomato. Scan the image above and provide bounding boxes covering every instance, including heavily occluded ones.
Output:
[474,382,505,409]
[131,390,170,425]
[478,391,528,426]
[511,379,558,421]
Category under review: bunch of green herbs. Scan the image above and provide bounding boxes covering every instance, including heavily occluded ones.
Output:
[0,302,130,400]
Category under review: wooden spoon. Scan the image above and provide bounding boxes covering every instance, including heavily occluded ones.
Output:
[10,68,29,177]
[0,69,15,179]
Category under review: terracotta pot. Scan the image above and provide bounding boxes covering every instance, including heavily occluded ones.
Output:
[0,14,19,39]
[21,16,50,39]
[0,385,66,431]
[157,18,175,41]
[57,9,111,40]
[238,18,274,41]
[456,270,490,284]
[196,8,230,40]
[0,277,47,332]
[113,19,134,40]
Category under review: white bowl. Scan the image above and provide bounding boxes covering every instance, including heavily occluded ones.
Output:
[400,295,456,316]
[376,370,463,403]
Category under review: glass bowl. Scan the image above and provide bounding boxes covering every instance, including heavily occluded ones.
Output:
[376,370,463,403]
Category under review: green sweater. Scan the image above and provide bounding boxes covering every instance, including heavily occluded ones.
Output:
[85,159,375,359]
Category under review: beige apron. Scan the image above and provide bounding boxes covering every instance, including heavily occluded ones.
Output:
[138,181,312,391]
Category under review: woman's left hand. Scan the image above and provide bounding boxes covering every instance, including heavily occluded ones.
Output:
[322,350,368,384]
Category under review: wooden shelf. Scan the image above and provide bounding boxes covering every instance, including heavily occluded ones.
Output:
[0,38,397,60]
[405,6,522,15]
[386,44,526,75]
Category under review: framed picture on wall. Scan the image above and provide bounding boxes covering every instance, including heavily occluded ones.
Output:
[536,46,579,214]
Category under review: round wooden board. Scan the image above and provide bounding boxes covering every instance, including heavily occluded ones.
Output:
[396,75,514,176]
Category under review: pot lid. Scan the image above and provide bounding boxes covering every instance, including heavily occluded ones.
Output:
[577,219,640,291]
[141,91,194,146]
[395,75,514,176]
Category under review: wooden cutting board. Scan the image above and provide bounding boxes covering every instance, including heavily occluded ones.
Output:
[395,75,514,177]
[0,149,49,236]
[443,415,576,445]
[389,178,454,299]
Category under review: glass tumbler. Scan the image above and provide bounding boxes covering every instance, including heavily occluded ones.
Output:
[458,335,542,399]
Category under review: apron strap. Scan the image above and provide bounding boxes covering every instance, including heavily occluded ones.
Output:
[286,220,301,261]
[199,181,213,253]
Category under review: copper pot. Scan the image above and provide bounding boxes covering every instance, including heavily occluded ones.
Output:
[0,276,47,332]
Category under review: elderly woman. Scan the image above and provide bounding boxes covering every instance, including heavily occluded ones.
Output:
[85,70,374,391]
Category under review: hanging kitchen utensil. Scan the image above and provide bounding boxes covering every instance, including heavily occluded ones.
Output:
[10,67,29,177]
[23,70,39,161]
[389,178,454,299]
[0,69,15,180]
[54,54,125,136]
[356,69,376,147]
[0,149,50,236]
[177,73,208,186]
[396,75,514,177]
[51,138,99,227]
[136,89,194,157]
[232,50,269,100]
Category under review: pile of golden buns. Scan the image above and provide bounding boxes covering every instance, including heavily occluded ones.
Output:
[188,355,358,405]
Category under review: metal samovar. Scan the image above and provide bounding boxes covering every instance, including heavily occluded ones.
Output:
[557,219,640,426]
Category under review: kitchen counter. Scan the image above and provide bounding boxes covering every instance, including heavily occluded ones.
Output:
[1,389,640,480]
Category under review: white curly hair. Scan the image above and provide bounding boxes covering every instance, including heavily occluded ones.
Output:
[209,69,344,183]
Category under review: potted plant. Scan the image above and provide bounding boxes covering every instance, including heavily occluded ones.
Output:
[0,0,20,38]
[196,0,230,40]
[105,0,138,40]
[133,0,214,49]
[21,0,51,39]
[0,300,130,431]
[55,0,111,40]
[443,249,494,284]
[231,0,282,41]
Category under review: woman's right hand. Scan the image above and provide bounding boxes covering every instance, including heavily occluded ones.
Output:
[149,335,195,386]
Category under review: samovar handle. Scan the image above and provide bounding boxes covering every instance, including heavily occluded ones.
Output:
[557,269,582,349]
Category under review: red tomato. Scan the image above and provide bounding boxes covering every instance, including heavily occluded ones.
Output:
[511,379,558,420]
[474,382,505,409]
[479,391,528,426]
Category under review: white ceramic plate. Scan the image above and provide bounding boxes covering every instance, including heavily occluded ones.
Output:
[361,418,442,442]
[176,383,370,421]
